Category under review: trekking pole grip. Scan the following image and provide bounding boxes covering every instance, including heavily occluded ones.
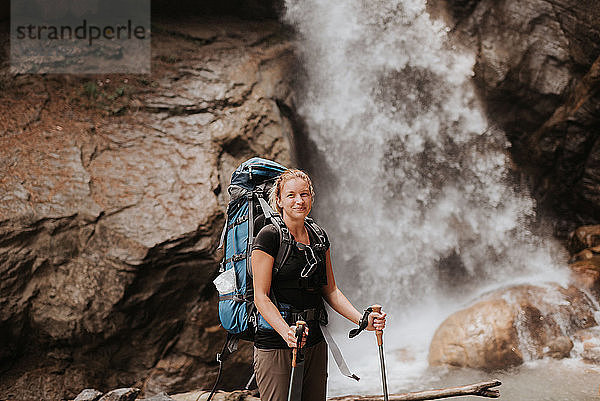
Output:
[292,320,306,368]
[371,305,383,346]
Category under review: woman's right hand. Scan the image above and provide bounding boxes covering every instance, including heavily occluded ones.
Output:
[285,325,309,348]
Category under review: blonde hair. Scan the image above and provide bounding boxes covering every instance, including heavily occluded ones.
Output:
[268,169,315,215]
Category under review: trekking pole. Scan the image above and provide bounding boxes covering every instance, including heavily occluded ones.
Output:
[287,320,307,401]
[244,372,256,390]
[371,305,389,401]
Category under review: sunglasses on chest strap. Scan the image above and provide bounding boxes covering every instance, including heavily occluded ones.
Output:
[296,242,319,278]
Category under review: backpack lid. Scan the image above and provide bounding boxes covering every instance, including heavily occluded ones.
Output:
[230,157,287,191]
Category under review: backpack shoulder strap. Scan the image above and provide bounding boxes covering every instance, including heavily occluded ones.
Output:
[256,197,294,275]
[305,217,327,250]
[271,217,294,275]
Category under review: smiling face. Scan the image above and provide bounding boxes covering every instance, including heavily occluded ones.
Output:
[277,177,313,221]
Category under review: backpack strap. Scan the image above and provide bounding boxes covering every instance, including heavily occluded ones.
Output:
[247,192,255,275]
[257,196,275,220]
[218,219,227,250]
[217,220,228,273]
[305,217,328,252]
[271,218,294,275]
[256,197,294,275]
[288,307,327,325]
[320,324,360,381]
[205,333,240,401]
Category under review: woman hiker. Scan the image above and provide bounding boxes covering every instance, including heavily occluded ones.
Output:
[251,169,387,401]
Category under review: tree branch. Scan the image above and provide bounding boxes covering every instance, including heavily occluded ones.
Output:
[329,380,502,401]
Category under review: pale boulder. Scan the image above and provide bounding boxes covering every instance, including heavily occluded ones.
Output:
[429,284,597,370]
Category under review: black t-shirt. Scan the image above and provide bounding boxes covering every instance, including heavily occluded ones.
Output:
[252,222,330,349]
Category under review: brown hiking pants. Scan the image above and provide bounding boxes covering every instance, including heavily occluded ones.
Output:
[253,340,328,401]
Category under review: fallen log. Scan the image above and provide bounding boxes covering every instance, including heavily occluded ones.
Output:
[329,380,501,401]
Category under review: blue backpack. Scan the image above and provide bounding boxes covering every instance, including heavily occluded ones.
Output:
[216,157,287,341]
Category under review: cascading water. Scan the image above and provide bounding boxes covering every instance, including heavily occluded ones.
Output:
[280,0,596,398]
[283,0,566,307]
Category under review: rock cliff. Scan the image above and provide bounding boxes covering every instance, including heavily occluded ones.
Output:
[0,16,296,400]
[430,0,600,233]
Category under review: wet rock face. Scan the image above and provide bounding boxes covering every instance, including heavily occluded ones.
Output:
[568,225,600,254]
[428,284,597,370]
[566,225,600,293]
[430,0,600,229]
[544,336,573,359]
[0,18,296,400]
[573,326,600,364]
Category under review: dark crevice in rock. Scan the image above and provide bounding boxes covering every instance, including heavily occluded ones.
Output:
[249,30,294,49]
[151,25,218,46]
[81,212,104,248]
[198,279,218,302]
[221,136,253,159]
[151,0,284,20]
[448,0,482,22]
[275,99,335,185]
[142,104,215,116]
[142,97,248,117]
[6,77,52,135]
[274,98,339,229]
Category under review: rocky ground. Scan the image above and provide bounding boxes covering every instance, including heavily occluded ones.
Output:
[67,387,259,401]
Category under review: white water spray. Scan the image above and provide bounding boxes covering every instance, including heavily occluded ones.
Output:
[283,0,572,396]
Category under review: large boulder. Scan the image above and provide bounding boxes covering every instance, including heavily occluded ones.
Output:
[428,284,597,370]
[0,17,297,401]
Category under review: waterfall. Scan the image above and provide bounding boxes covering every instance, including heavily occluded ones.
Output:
[283,0,571,395]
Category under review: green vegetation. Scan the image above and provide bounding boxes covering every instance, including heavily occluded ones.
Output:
[81,80,132,115]
[83,81,98,99]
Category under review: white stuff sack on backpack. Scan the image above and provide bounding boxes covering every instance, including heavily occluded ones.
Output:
[213,268,236,295]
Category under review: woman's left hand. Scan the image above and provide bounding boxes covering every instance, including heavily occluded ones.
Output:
[367,309,387,331]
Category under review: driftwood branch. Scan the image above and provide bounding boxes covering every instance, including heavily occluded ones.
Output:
[329,380,502,401]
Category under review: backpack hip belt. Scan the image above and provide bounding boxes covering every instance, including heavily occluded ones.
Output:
[288,307,326,325]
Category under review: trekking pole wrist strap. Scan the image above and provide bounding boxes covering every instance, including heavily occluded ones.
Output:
[348,307,373,338]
